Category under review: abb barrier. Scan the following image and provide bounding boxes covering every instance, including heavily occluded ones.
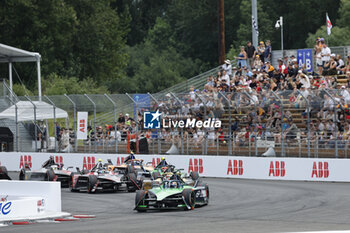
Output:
[1,153,350,182]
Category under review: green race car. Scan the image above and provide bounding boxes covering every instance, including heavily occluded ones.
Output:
[134,179,209,212]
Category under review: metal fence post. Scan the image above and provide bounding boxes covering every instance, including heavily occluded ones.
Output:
[148,92,161,154]
[243,91,258,156]
[44,95,57,152]
[25,96,37,152]
[297,90,311,158]
[64,94,77,152]
[195,93,207,155]
[125,93,139,154]
[323,90,338,158]
[220,92,232,155]
[271,91,285,157]
[104,94,118,153]
[6,96,19,151]
[170,92,184,155]
[84,94,97,153]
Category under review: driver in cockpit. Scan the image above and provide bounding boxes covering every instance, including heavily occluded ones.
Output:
[156,157,168,169]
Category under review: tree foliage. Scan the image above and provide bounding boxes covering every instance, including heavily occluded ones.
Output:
[0,0,346,95]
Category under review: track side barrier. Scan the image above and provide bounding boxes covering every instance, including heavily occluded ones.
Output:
[0,152,349,182]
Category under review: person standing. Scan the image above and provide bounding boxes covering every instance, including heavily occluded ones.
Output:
[257,41,266,63]
[264,40,272,63]
[321,41,331,68]
[236,46,247,68]
[245,41,256,70]
[222,60,232,77]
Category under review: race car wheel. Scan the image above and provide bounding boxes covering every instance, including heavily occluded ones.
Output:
[135,190,147,212]
[88,175,98,193]
[127,173,138,192]
[182,189,195,210]
[19,169,26,180]
[0,166,8,175]
[190,171,199,181]
[127,164,135,174]
[69,173,79,192]
[205,184,210,204]
[46,169,55,181]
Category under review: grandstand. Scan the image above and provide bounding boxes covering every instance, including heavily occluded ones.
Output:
[0,44,349,158]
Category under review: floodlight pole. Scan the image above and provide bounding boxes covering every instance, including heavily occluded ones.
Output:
[7,96,18,151]
[125,93,139,154]
[84,94,97,153]
[243,91,258,156]
[297,90,310,158]
[104,94,118,153]
[36,54,42,101]
[8,61,12,96]
[323,90,338,158]
[148,92,161,154]
[195,92,208,155]
[170,92,184,155]
[44,95,57,152]
[25,95,37,152]
[271,91,285,157]
[220,92,232,155]
[64,94,77,152]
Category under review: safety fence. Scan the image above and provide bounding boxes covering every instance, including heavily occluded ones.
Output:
[1,78,350,158]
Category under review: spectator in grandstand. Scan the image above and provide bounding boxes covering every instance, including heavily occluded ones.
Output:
[253,55,263,70]
[245,41,256,69]
[236,46,247,68]
[340,86,350,104]
[257,41,265,63]
[277,58,288,76]
[264,40,272,63]
[283,55,289,66]
[118,113,125,125]
[336,54,345,74]
[323,54,337,75]
[321,41,331,67]
[314,38,323,75]
[222,60,232,76]
[221,70,230,86]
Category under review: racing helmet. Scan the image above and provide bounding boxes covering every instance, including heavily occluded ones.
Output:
[98,158,103,163]
[161,157,166,161]
[130,151,134,155]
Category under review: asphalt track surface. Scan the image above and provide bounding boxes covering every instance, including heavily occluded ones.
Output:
[2,177,350,233]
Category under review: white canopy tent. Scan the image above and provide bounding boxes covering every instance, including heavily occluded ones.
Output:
[0,101,68,121]
[0,43,42,99]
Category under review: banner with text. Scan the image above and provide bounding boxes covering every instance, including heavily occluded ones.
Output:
[0,152,349,182]
[76,112,88,139]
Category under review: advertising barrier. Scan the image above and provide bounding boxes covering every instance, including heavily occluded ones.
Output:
[1,152,350,182]
[0,180,61,212]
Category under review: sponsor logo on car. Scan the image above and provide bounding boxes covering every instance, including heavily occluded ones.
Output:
[311,161,329,178]
[269,161,285,177]
[227,160,243,175]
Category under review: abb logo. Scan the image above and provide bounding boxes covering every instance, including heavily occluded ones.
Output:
[82,156,95,170]
[152,158,162,168]
[54,156,63,166]
[269,161,285,177]
[227,160,243,175]
[19,155,32,169]
[116,157,125,166]
[188,158,203,174]
[79,119,85,133]
[311,162,329,178]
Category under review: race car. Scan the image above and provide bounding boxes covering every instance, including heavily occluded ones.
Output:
[107,154,154,192]
[0,166,11,180]
[70,159,136,193]
[19,156,73,187]
[134,179,209,212]
[152,158,200,186]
